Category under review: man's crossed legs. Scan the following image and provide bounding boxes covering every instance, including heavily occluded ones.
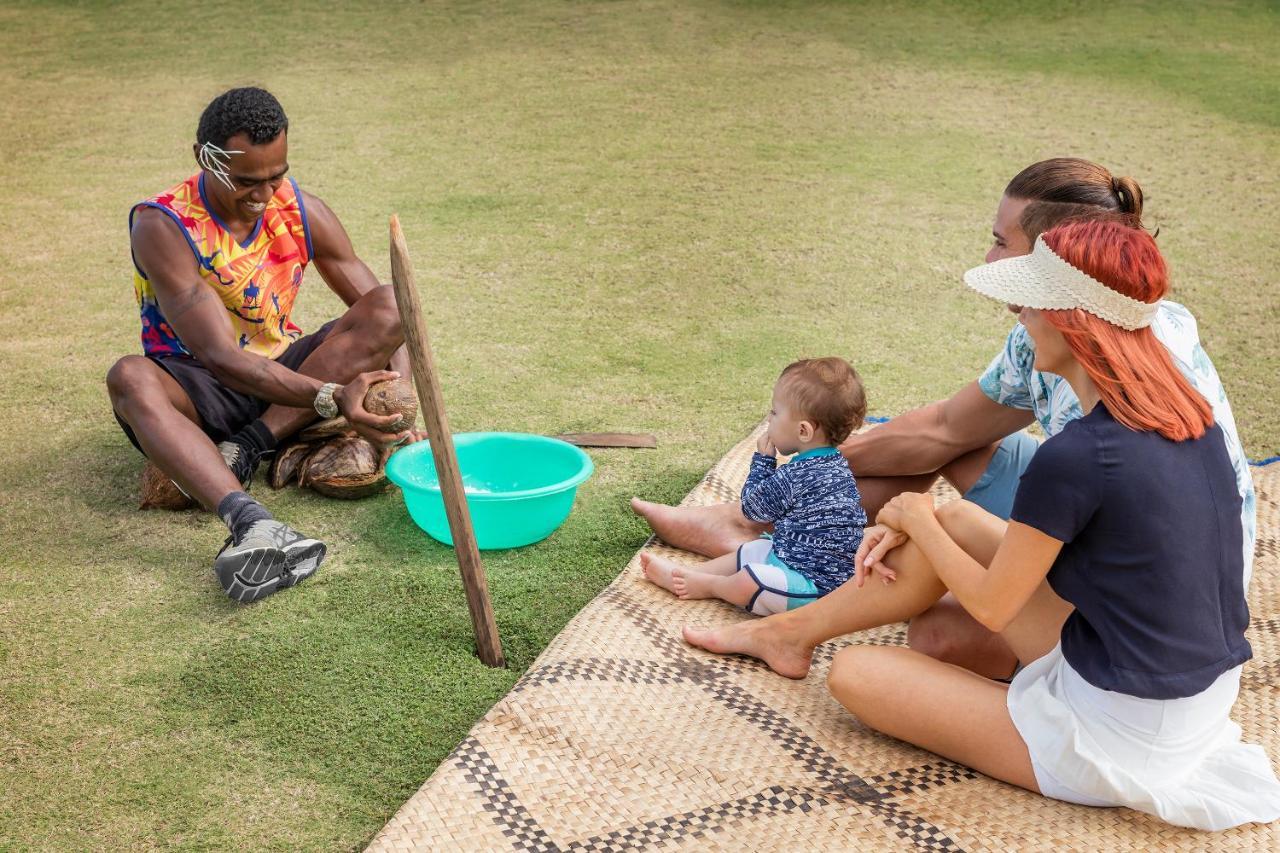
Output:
[108,286,404,602]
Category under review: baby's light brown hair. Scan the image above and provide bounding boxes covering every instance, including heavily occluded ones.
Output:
[778,357,866,444]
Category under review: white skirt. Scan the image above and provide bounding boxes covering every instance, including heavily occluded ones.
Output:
[1006,644,1280,831]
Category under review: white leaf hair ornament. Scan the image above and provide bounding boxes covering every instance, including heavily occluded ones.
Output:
[197,141,244,191]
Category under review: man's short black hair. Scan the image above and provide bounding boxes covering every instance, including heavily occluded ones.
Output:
[196,87,288,148]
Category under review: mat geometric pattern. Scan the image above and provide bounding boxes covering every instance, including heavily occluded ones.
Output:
[369,427,1280,851]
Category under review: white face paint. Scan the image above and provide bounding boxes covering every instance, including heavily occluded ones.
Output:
[197,141,245,191]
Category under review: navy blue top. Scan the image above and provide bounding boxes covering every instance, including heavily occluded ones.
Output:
[1011,403,1251,699]
[740,447,866,594]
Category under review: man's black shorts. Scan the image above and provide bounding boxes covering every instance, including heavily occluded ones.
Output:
[115,320,338,453]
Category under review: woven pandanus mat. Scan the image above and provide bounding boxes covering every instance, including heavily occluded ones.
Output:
[369,427,1280,852]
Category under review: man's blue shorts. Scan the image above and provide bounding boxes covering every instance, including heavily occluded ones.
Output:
[961,432,1039,521]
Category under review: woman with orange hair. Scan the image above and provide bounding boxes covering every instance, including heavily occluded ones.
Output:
[636,158,1258,683]
[686,220,1280,829]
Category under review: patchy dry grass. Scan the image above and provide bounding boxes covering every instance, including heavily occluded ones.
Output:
[1,0,1276,848]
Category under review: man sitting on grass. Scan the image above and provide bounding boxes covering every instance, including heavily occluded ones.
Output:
[108,86,415,603]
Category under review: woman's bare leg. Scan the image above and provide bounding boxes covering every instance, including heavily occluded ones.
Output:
[681,498,1051,679]
[904,442,1038,677]
[824,502,1070,790]
[827,645,1039,792]
[683,536,950,678]
[916,499,1075,666]
[908,499,1019,678]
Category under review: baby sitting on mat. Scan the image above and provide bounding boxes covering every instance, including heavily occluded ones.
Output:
[642,357,866,614]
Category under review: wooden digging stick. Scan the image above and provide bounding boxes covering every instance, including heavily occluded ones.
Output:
[389,215,505,668]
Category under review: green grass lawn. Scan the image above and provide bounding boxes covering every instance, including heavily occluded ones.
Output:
[2,0,1277,848]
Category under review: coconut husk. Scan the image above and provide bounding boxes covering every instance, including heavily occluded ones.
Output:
[365,378,418,433]
[300,435,388,499]
[139,461,196,510]
[299,416,352,442]
[268,441,315,489]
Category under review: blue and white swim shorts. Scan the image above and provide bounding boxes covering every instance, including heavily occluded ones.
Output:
[737,538,822,616]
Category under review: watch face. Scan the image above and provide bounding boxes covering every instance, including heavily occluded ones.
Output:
[316,385,339,418]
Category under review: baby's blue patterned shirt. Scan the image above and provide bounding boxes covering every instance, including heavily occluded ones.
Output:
[740,446,866,594]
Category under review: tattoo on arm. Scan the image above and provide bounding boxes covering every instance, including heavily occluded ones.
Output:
[167,283,213,322]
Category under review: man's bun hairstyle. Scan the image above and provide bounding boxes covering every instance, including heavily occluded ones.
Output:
[197,86,288,149]
[779,357,866,444]
[1005,158,1144,224]
[1018,203,1141,244]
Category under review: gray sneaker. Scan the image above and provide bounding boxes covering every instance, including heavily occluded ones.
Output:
[217,440,261,490]
[277,525,326,588]
[214,519,327,603]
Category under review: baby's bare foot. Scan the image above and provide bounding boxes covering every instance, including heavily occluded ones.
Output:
[640,552,681,595]
[671,567,716,601]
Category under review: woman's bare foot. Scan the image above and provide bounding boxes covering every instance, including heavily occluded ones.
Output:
[630,498,763,557]
[641,552,683,595]
[682,618,815,679]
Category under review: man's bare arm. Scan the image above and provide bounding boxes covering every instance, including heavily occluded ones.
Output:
[840,381,1034,477]
[132,208,403,445]
[132,208,329,408]
[304,192,381,307]
[304,191,411,376]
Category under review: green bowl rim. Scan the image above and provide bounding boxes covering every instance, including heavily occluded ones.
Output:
[385,431,595,502]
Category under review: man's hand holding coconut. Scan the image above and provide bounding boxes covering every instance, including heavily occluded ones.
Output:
[108,87,420,603]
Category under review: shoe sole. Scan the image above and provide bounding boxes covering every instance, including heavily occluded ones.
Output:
[215,545,289,603]
[279,538,327,588]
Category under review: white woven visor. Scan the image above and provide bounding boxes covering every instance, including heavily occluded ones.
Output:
[963,236,1159,330]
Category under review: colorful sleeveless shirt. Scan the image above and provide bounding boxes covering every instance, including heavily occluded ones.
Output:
[130,173,313,359]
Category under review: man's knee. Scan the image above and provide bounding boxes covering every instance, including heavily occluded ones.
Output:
[908,597,1005,671]
[106,355,156,409]
[906,606,961,663]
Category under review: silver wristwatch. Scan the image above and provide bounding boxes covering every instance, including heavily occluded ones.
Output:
[314,382,341,419]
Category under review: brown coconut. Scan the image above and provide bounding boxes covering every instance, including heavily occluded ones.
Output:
[268,441,315,489]
[139,461,196,510]
[299,416,352,442]
[300,435,388,499]
[364,378,418,433]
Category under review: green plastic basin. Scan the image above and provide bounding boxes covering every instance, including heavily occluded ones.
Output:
[385,432,594,550]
